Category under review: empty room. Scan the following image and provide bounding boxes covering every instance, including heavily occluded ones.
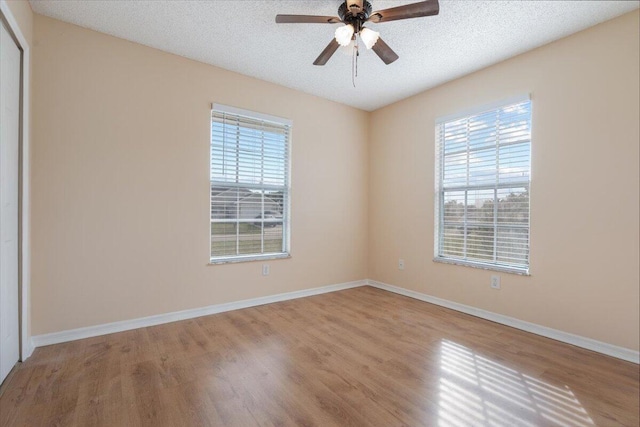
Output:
[0,0,638,426]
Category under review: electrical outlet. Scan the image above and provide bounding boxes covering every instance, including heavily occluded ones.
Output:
[262,264,270,276]
[490,275,501,289]
[398,259,405,270]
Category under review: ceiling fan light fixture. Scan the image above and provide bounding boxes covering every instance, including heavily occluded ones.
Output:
[335,24,355,47]
[360,27,380,49]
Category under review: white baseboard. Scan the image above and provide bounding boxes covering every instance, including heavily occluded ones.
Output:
[31,280,366,348]
[367,279,639,364]
[30,278,640,365]
[21,340,35,361]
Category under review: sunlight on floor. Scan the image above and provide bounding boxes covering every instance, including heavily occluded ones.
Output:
[437,340,595,427]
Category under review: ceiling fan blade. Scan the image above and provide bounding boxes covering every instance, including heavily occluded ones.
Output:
[372,37,399,65]
[313,39,340,66]
[368,0,439,23]
[276,15,342,24]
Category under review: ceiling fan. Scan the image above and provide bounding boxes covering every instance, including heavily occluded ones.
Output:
[275,0,440,66]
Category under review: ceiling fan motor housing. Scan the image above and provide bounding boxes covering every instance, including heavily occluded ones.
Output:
[339,0,373,32]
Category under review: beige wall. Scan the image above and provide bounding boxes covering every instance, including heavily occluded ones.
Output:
[31,15,369,335]
[369,11,640,350]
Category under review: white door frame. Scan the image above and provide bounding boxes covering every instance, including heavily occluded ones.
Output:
[0,0,32,360]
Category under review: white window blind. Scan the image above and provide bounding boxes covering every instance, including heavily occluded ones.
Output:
[434,97,531,274]
[210,105,291,262]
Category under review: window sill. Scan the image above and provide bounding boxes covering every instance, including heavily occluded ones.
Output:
[433,257,530,276]
[209,253,291,265]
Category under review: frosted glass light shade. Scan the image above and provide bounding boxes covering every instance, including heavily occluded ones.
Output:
[335,24,355,47]
[360,28,380,49]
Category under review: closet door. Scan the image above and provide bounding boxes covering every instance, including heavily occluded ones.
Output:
[0,18,21,385]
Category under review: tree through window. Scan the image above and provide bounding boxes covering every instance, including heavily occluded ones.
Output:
[435,98,531,273]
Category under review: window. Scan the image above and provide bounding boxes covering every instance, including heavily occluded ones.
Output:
[210,104,291,263]
[434,97,531,274]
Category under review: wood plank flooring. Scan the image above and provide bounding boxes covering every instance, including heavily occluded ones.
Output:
[1,286,638,426]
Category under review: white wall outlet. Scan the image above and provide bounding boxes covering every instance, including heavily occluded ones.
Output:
[490,275,501,289]
[398,259,405,270]
[262,264,270,276]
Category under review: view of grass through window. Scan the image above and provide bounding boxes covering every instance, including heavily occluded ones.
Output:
[210,187,285,257]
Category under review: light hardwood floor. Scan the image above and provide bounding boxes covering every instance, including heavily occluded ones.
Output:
[1,286,638,426]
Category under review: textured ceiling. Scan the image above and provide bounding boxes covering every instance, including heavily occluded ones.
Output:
[29,1,639,111]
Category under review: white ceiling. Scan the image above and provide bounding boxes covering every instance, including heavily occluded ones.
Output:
[29,1,639,111]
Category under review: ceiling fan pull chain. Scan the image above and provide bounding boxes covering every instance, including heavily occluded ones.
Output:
[356,40,359,79]
[352,42,357,87]
[352,36,361,87]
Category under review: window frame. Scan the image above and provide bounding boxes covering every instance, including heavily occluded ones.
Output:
[209,104,292,264]
[433,95,532,275]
